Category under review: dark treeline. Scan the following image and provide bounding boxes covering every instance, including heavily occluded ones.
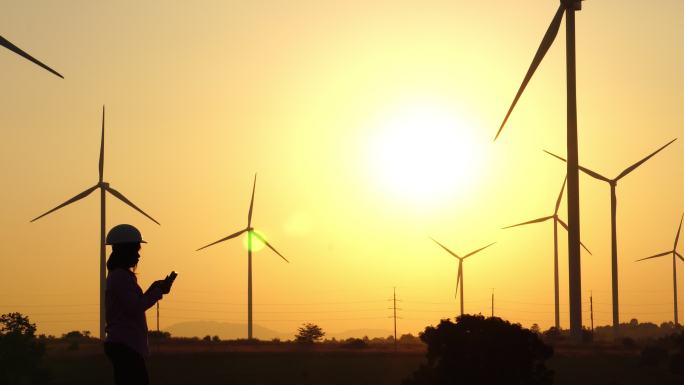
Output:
[5,311,684,384]
[534,318,682,343]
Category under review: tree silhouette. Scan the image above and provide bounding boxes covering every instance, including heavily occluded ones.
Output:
[0,313,49,384]
[295,323,325,344]
[403,315,553,385]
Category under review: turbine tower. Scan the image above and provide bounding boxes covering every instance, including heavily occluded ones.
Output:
[636,213,683,326]
[197,174,289,340]
[494,0,584,340]
[1,34,63,78]
[430,238,495,317]
[31,106,160,339]
[503,176,591,330]
[546,138,676,334]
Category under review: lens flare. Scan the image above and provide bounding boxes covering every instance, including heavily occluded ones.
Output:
[242,230,267,252]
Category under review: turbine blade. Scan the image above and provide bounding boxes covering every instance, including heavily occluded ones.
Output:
[196,228,248,251]
[544,150,611,182]
[616,139,677,181]
[430,237,460,259]
[99,106,105,183]
[248,174,257,227]
[251,231,289,263]
[31,185,98,222]
[674,213,683,251]
[556,218,592,255]
[455,262,463,299]
[105,186,160,225]
[463,242,496,259]
[636,251,672,262]
[554,176,567,215]
[494,4,564,140]
[502,216,553,229]
[676,252,683,262]
[0,35,63,78]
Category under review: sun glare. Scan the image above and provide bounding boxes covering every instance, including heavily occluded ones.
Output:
[367,103,483,206]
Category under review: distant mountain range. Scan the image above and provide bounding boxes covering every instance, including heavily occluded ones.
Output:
[165,321,392,341]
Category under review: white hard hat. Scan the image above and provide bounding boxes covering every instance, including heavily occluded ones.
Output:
[106,224,147,245]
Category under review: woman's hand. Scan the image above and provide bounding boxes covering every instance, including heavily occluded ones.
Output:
[159,279,172,294]
[150,280,169,294]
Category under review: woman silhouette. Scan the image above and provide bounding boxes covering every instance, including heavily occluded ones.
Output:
[103,224,174,385]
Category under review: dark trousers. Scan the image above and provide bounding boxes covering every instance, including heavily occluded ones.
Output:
[104,342,150,385]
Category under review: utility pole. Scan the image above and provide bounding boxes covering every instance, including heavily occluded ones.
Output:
[156,301,160,332]
[590,291,594,333]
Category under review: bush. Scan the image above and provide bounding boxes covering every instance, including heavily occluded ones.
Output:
[398,333,422,345]
[295,323,325,344]
[61,330,91,351]
[403,315,553,385]
[0,312,50,384]
[340,338,368,349]
[148,330,171,342]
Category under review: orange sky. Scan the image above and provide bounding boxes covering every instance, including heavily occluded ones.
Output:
[1,0,683,338]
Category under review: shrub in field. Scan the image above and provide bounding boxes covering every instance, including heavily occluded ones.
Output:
[399,333,422,345]
[0,312,50,384]
[148,330,171,341]
[61,330,92,351]
[403,315,553,385]
[340,338,368,349]
[542,326,564,341]
[295,323,325,344]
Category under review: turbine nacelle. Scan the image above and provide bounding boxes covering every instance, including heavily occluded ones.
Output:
[561,0,582,11]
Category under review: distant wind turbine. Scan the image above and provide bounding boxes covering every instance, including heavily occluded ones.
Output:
[503,176,591,330]
[31,106,160,339]
[1,34,63,78]
[546,138,676,334]
[636,213,683,326]
[430,238,495,317]
[494,0,584,340]
[197,174,289,340]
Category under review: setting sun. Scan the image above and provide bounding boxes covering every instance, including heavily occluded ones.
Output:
[367,103,483,205]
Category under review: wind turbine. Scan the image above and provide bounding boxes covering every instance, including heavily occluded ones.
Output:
[503,177,591,330]
[197,174,289,340]
[494,0,584,339]
[636,213,683,326]
[545,138,676,334]
[31,106,160,339]
[1,34,63,78]
[430,238,495,317]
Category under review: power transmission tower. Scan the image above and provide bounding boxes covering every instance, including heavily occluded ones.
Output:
[389,287,401,352]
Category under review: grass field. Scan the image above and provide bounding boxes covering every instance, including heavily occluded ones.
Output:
[44,342,682,385]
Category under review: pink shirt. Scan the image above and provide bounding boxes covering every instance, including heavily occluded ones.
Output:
[105,269,163,357]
